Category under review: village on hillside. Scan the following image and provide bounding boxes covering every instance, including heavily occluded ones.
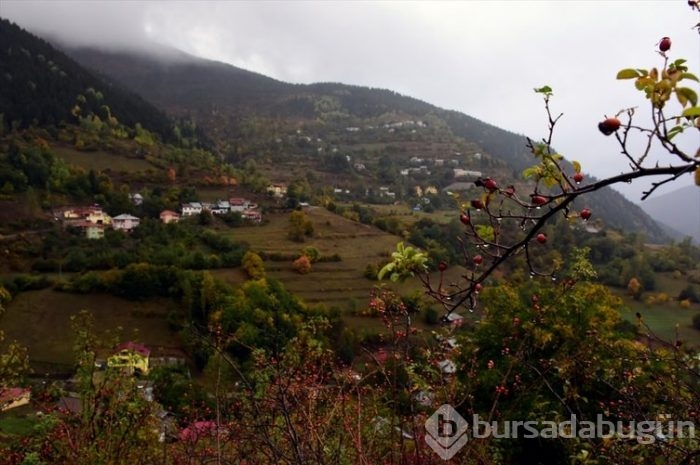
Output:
[55,194,264,239]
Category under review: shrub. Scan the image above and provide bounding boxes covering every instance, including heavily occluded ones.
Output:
[288,210,313,242]
[292,255,311,274]
[301,246,321,263]
[693,313,700,331]
[241,251,265,280]
[364,264,378,280]
[424,307,440,325]
[678,285,700,304]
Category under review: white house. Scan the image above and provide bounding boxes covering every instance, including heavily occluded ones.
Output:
[229,198,249,212]
[112,214,140,231]
[453,169,483,179]
[181,202,203,217]
[211,200,231,215]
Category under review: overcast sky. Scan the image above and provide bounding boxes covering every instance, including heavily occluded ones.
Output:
[1,0,698,201]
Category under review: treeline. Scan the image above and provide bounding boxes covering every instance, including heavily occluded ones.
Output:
[30,219,248,273]
[0,136,226,220]
[54,263,344,364]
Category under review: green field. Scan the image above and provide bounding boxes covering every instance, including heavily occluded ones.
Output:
[0,404,37,438]
[52,145,153,172]
[3,289,179,368]
[615,290,700,347]
[218,207,416,309]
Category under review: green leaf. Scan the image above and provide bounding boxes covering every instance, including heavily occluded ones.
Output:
[635,77,655,91]
[681,106,700,117]
[475,225,495,242]
[681,72,699,82]
[534,85,553,94]
[572,160,582,173]
[522,166,540,180]
[377,262,394,281]
[667,125,684,140]
[616,68,641,79]
[676,87,698,107]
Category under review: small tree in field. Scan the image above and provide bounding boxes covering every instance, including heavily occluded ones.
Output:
[241,250,265,279]
[288,210,314,242]
[292,254,311,274]
[627,277,643,300]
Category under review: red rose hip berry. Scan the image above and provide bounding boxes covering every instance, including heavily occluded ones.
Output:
[598,117,621,136]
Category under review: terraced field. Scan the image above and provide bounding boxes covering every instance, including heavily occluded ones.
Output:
[218,207,408,310]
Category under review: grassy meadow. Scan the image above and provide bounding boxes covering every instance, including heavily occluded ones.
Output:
[614,272,700,346]
[3,289,179,369]
[52,145,153,173]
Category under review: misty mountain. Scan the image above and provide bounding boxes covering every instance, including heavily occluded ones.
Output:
[0,19,179,142]
[641,185,700,244]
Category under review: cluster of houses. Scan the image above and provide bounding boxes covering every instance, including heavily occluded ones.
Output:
[345,119,429,133]
[59,205,141,239]
[180,197,261,222]
[57,195,263,240]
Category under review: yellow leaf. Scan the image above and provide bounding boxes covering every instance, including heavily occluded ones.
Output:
[572,160,581,173]
[695,168,700,186]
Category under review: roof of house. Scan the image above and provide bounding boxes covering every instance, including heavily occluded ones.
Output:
[0,387,30,404]
[56,395,82,414]
[113,214,140,221]
[160,210,180,217]
[115,342,151,357]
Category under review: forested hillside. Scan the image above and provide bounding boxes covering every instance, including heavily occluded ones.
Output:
[0,19,175,141]
[70,46,670,242]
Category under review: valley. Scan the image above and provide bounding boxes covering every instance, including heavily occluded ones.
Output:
[0,11,698,465]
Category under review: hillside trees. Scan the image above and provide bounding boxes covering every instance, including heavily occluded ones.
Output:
[288,210,314,242]
[0,19,175,139]
[241,250,265,279]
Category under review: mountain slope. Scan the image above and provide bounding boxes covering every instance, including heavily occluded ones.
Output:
[0,19,175,141]
[641,185,700,243]
[68,45,669,243]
